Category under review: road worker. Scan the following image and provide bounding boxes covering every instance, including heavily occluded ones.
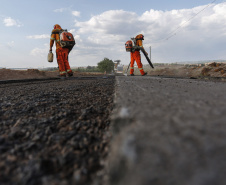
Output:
[49,24,73,78]
[130,34,147,76]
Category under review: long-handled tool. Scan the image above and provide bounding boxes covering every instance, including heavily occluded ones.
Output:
[139,47,154,68]
[131,38,154,69]
[124,62,131,76]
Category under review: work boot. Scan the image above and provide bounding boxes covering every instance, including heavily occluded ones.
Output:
[130,74,135,76]
[68,72,73,77]
[142,72,147,76]
[60,75,66,79]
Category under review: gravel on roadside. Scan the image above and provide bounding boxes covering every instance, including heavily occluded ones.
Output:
[0,76,115,185]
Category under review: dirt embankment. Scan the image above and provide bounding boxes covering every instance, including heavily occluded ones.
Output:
[1,62,226,81]
[0,69,103,81]
[0,69,58,80]
[148,62,226,78]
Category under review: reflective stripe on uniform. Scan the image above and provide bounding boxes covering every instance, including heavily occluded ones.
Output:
[130,67,134,69]
[60,71,67,74]
[139,68,143,70]
[50,38,55,40]
[67,69,72,72]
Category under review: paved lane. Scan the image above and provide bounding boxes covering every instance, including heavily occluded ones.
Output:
[107,76,226,185]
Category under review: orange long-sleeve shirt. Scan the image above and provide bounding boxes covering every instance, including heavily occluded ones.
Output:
[50,24,63,50]
[136,39,143,47]
[135,34,143,47]
[135,34,147,54]
[50,29,62,50]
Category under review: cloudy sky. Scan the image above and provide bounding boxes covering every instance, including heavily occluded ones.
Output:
[1,0,226,68]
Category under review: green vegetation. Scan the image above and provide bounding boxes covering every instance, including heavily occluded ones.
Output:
[74,66,101,72]
[41,67,58,71]
[97,58,114,73]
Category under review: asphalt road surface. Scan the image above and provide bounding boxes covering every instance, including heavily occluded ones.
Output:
[107,76,226,185]
[1,75,226,185]
[0,76,115,185]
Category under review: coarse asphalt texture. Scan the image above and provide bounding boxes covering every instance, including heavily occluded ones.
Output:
[107,75,226,185]
[0,76,115,185]
[1,75,226,185]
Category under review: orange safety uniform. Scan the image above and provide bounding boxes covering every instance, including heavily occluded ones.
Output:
[130,34,146,75]
[50,24,73,77]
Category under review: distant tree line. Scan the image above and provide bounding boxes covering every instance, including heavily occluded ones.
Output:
[75,58,114,73]
[41,57,115,73]
[75,66,101,72]
[97,58,114,73]
[41,67,59,71]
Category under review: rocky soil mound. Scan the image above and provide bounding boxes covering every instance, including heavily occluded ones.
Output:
[147,62,226,78]
[0,69,58,80]
[200,62,226,77]
[0,69,103,81]
[0,76,115,185]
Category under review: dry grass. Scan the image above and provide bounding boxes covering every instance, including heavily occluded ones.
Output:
[123,62,226,78]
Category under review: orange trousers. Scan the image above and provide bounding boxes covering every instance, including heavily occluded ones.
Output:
[56,48,73,76]
[130,51,145,75]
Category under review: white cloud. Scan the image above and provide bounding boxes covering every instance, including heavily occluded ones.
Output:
[30,48,45,56]
[53,8,67,13]
[7,41,15,48]
[71,2,226,65]
[68,29,76,35]
[30,44,49,57]
[3,17,22,27]
[72,11,80,17]
[27,34,50,39]
[75,10,137,36]
[54,6,74,13]
[68,29,82,43]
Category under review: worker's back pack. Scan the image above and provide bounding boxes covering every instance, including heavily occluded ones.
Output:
[59,29,76,49]
[125,40,133,52]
